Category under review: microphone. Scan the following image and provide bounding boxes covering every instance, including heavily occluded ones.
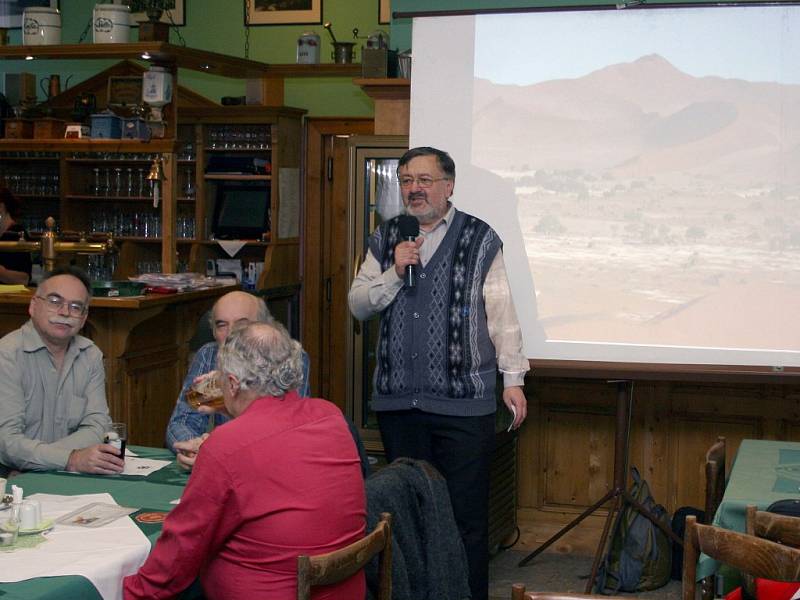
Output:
[397,214,420,288]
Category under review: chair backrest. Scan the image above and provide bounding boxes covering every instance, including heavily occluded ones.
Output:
[682,515,800,600]
[511,585,629,600]
[743,504,800,597]
[746,504,800,548]
[296,512,392,600]
[704,436,726,523]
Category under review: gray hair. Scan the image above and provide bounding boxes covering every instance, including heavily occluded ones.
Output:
[217,321,304,397]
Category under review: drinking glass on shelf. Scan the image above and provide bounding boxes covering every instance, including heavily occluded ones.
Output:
[49,173,59,196]
[93,168,101,196]
[209,128,220,149]
[37,174,48,196]
[103,169,111,197]
[137,168,146,198]
[183,168,195,199]
[114,168,123,197]
[127,168,134,198]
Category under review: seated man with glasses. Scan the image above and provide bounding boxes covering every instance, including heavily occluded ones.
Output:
[0,266,122,476]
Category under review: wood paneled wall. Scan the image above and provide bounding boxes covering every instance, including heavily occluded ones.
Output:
[515,376,800,554]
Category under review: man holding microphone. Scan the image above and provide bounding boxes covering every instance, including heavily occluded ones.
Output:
[349,146,528,600]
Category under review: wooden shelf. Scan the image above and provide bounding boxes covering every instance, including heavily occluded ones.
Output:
[0,44,367,80]
[67,157,158,164]
[203,174,271,181]
[0,43,272,79]
[65,194,195,203]
[204,147,271,153]
[0,154,59,160]
[352,78,411,98]
[259,63,362,78]
[199,240,270,247]
[15,194,59,200]
[354,78,410,135]
[115,237,195,244]
[0,139,178,153]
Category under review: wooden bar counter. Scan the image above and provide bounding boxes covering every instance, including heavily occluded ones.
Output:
[0,285,237,447]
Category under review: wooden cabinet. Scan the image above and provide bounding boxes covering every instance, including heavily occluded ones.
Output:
[179,106,304,290]
[0,150,61,233]
[0,45,305,290]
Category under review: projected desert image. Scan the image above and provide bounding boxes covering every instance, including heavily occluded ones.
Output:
[473,48,800,353]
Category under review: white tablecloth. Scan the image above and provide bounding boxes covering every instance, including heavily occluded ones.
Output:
[0,492,151,600]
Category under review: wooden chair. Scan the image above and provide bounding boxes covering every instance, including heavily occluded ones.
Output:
[701,436,727,600]
[704,436,727,524]
[742,504,800,596]
[296,512,392,600]
[682,515,800,600]
[511,586,629,600]
[746,504,800,547]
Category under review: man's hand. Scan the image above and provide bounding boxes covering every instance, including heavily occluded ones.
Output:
[66,444,125,475]
[196,403,230,418]
[393,237,424,279]
[502,386,527,430]
[174,434,209,471]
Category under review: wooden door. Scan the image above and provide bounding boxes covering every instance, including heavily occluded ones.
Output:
[302,118,373,405]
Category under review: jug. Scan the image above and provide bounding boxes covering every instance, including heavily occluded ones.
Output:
[40,74,72,100]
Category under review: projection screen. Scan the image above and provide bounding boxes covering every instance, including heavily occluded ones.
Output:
[409,5,800,368]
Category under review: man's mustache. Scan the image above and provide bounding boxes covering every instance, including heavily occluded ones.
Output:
[49,317,78,326]
[408,191,427,202]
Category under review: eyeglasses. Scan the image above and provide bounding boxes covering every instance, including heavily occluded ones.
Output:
[34,294,87,318]
[397,176,450,189]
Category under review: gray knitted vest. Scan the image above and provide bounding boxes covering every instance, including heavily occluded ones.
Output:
[369,210,501,416]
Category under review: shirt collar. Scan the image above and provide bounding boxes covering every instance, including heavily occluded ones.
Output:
[421,202,457,235]
[21,319,92,354]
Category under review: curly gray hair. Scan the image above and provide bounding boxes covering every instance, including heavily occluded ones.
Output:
[217,321,304,397]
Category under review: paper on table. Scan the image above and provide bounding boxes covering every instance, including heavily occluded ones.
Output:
[0,492,150,600]
[121,456,171,477]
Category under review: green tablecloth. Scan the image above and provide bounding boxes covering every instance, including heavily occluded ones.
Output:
[696,438,800,581]
[0,446,196,600]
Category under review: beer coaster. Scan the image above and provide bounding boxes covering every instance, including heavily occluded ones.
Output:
[135,511,168,524]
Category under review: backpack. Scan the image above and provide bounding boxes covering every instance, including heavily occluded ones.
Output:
[597,467,673,594]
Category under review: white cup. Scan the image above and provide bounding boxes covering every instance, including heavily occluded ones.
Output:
[27,499,41,525]
[0,478,6,497]
[19,502,37,530]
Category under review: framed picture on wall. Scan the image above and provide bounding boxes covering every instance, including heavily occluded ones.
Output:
[0,0,59,29]
[129,0,185,26]
[379,0,390,25]
[245,0,322,26]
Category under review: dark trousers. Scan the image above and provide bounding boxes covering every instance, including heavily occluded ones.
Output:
[378,409,495,600]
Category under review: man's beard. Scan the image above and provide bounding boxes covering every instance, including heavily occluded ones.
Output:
[406,193,439,224]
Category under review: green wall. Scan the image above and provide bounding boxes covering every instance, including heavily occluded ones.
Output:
[2,0,387,116]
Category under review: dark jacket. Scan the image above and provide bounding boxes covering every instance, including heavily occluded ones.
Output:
[366,457,471,600]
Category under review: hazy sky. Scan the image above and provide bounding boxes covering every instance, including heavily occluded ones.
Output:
[475,6,800,86]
